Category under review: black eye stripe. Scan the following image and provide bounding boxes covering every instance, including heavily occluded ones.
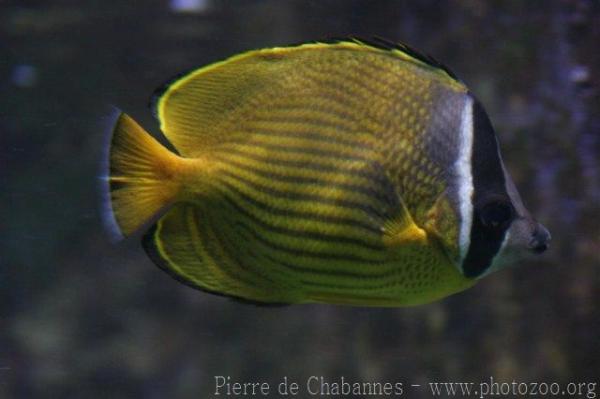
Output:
[462,97,511,278]
[480,201,513,228]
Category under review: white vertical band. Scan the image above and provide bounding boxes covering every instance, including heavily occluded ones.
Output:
[485,230,511,276]
[456,96,474,265]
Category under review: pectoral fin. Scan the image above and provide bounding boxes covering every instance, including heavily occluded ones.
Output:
[381,198,428,248]
[423,190,461,263]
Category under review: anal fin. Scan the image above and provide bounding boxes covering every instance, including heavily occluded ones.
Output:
[142,203,299,304]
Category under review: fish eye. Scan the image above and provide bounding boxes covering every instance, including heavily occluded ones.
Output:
[480,201,513,229]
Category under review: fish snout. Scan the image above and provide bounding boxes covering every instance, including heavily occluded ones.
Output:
[528,223,551,254]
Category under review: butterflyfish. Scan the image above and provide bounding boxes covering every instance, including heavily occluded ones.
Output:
[101,38,551,306]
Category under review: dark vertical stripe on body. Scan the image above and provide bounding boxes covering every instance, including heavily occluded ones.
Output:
[462,97,511,278]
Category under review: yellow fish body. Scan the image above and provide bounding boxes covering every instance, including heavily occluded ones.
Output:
[102,39,550,306]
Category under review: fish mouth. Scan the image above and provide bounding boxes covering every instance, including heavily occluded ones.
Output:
[528,223,551,254]
[529,241,548,254]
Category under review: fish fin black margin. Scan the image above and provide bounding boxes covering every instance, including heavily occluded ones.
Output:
[98,105,126,242]
[148,67,199,122]
[274,35,459,81]
[141,224,290,307]
[333,36,459,81]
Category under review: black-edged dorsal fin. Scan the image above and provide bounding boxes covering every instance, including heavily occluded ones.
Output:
[148,38,463,157]
[327,36,459,81]
[148,37,460,122]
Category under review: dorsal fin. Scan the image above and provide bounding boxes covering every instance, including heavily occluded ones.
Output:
[348,36,459,81]
[149,38,462,157]
[268,36,460,82]
[149,67,197,122]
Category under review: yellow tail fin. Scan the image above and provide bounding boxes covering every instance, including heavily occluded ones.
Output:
[102,112,185,238]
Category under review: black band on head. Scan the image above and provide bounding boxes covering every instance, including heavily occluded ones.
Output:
[462,97,511,278]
